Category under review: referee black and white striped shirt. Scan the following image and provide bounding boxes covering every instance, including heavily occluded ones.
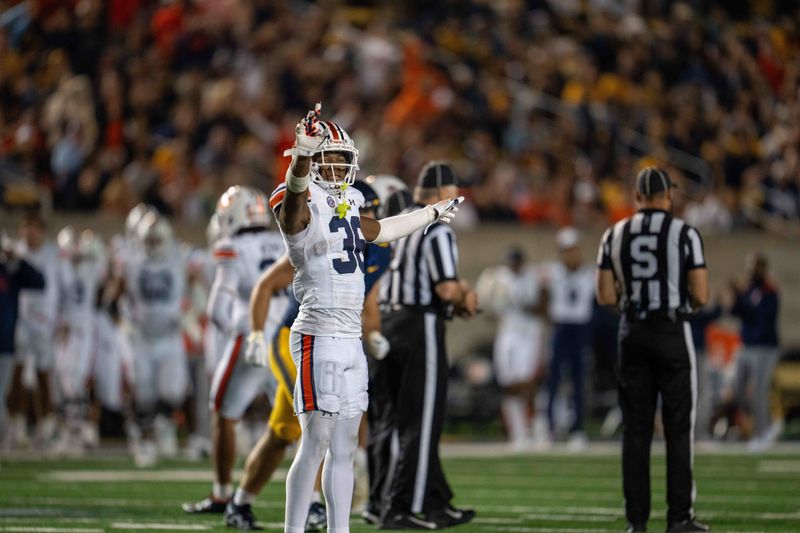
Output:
[380,212,459,316]
[597,208,705,318]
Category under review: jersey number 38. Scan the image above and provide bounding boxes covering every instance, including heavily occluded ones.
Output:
[329,216,365,274]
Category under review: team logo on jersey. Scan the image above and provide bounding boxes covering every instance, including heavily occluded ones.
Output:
[326,196,336,208]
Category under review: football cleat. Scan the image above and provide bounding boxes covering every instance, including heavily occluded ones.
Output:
[304,502,327,532]
[425,505,475,528]
[666,518,710,532]
[626,524,646,533]
[181,495,229,514]
[379,511,438,530]
[224,501,262,531]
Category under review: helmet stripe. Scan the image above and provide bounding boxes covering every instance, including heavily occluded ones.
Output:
[325,121,340,141]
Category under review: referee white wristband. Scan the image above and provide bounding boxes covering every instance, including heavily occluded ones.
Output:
[372,207,435,243]
[285,165,309,194]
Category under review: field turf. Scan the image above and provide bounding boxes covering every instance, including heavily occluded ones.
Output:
[1,446,799,533]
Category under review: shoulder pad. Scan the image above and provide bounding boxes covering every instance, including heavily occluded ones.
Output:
[269,184,287,211]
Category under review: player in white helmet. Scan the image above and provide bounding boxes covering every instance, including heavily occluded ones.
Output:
[107,212,189,467]
[10,213,73,448]
[268,103,462,533]
[182,186,288,515]
[363,174,407,218]
[476,247,547,450]
[52,228,110,456]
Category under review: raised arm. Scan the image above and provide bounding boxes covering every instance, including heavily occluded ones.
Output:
[278,105,323,235]
[360,196,464,243]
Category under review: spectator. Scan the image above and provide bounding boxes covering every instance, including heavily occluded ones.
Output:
[729,252,781,450]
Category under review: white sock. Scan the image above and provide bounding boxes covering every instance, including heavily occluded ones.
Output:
[233,487,255,506]
[285,412,335,533]
[310,491,322,504]
[502,396,528,444]
[213,482,233,500]
[322,414,361,533]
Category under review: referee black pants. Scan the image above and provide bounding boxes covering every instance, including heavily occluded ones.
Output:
[618,318,697,526]
[368,309,453,516]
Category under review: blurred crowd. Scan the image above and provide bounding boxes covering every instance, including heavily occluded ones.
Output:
[1,0,799,233]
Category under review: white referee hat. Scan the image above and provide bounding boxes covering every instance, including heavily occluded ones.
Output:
[555,227,580,250]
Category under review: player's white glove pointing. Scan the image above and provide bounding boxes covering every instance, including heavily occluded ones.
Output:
[284,102,324,158]
[244,331,268,367]
[424,196,464,233]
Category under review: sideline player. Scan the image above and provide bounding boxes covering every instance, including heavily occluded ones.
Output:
[476,247,544,450]
[221,180,391,531]
[182,186,287,513]
[108,213,189,467]
[271,104,461,533]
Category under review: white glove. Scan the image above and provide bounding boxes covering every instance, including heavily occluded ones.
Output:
[365,331,390,360]
[244,331,268,367]
[423,196,464,233]
[283,103,324,158]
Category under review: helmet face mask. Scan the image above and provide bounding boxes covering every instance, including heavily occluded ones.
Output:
[137,213,173,261]
[308,121,359,192]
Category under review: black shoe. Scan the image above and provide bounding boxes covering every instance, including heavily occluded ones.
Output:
[305,502,327,532]
[379,511,438,530]
[361,507,381,525]
[626,524,646,533]
[425,505,476,529]
[182,495,229,514]
[667,519,710,532]
[224,502,263,531]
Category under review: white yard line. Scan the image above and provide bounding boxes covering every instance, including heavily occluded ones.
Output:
[0,526,104,533]
[758,460,800,473]
[39,469,287,483]
[110,524,209,531]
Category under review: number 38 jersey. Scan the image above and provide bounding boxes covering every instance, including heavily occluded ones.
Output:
[211,229,288,335]
[270,182,366,338]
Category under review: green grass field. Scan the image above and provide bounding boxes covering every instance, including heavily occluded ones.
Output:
[2,448,799,533]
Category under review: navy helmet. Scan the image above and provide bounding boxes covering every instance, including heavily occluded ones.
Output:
[351,180,380,212]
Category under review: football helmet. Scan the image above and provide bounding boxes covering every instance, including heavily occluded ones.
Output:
[125,203,158,241]
[308,121,359,191]
[207,213,223,247]
[78,229,107,265]
[137,212,173,261]
[215,186,270,237]
[57,226,79,259]
[351,180,380,213]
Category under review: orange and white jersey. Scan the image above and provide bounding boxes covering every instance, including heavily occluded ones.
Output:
[270,181,366,338]
[208,229,287,335]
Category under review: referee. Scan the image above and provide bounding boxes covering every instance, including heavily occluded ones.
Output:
[371,161,477,530]
[596,167,710,533]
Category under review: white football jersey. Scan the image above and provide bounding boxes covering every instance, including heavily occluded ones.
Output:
[479,264,543,334]
[124,251,187,337]
[272,182,366,338]
[211,229,288,335]
[544,261,595,325]
[18,241,72,329]
[65,258,107,325]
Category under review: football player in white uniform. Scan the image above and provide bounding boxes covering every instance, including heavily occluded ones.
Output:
[11,213,73,447]
[182,186,288,513]
[476,247,546,450]
[52,227,107,455]
[541,227,595,450]
[269,104,462,533]
[110,213,189,467]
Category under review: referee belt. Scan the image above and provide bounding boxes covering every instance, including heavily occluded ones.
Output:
[624,308,688,323]
[380,303,449,317]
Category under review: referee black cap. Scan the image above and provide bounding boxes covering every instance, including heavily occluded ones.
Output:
[384,188,413,218]
[636,167,676,196]
[417,161,459,189]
